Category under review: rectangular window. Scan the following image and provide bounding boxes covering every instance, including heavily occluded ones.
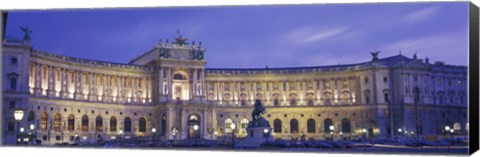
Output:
[10,78,17,90]
[9,101,16,109]
[11,57,17,64]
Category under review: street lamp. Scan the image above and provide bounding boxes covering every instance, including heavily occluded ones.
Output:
[329,125,335,151]
[151,128,157,140]
[193,125,199,139]
[230,123,236,148]
[29,124,35,145]
[445,126,451,151]
[339,132,343,141]
[263,128,269,143]
[362,128,367,140]
[14,109,24,145]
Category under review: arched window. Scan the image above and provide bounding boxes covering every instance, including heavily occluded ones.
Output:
[54,113,62,131]
[124,117,132,132]
[41,112,48,131]
[341,118,351,133]
[290,119,299,133]
[82,115,89,131]
[96,116,103,131]
[225,119,234,133]
[110,117,117,132]
[324,118,333,133]
[273,119,282,133]
[307,119,316,133]
[68,114,75,131]
[139,117,147,132]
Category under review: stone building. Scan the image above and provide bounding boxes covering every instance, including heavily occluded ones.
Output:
[2,33,468,145]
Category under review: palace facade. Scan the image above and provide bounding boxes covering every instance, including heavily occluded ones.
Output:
[2,34,468,145]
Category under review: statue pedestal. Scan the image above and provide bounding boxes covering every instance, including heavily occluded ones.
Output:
[236,127,274,148]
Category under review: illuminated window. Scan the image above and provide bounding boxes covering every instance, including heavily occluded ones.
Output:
[96,116,103,131]
[82,115,89,131]
[41,112,48,131]
[110,117,117,132]
[68,114,75,131]
[54,113,62,131]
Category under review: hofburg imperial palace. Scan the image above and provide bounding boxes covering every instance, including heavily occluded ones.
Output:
[2,33,468,145]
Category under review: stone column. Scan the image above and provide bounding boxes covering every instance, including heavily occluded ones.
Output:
[116,76,121,103]
[318,79,324,105]
[34,63,42,96]
[91,73,98,102]
[193,69,198,98]
[200,69,205,97]
[47,66,56,98]
[167,68,173,101]
[145,77,150,104]
[220,81,224,103]
[336,78,342,104]
[159,68,164,96]
[302,80,306,105]
[313,79,318,105]
[60,68,66,98]
[285,81,290,105]
[348,77,353,104]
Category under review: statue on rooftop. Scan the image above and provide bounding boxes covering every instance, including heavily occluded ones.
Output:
[370,50,381,62]
[20,26,32,41]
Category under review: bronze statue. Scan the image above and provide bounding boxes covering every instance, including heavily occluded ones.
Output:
[251,99,266,121]
[370,50,381,62]
[20,26,32,41]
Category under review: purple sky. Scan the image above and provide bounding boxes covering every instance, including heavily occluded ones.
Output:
[5,2,469,68]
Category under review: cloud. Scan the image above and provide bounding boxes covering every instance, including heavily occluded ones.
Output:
[282,26,350,44]
[402,6,441,23]
[380,30,468,65]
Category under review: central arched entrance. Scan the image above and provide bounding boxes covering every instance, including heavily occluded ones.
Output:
[188,114,201,139]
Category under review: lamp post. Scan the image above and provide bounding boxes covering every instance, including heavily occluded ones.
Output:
[445,126,450,151]
[339,132,343,141]
[329,125,335,151]
[230,123,236,148]
[29,124,35,145]
[151,128,156,141]
[118,130,123,143]
[193,125,199,139]
[14,109,24,145]
[362,128,367,140]
[263,128,269,143]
